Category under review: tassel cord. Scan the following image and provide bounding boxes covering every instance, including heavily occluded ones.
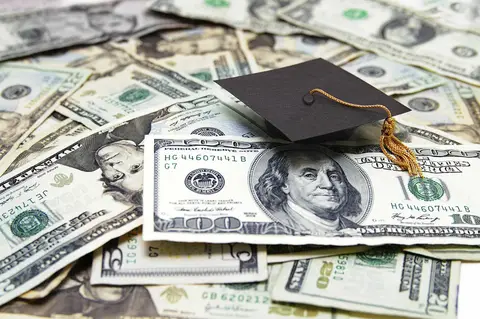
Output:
[308,88,423,178]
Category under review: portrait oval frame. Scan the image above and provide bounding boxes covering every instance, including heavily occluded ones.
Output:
[248,144,373,230]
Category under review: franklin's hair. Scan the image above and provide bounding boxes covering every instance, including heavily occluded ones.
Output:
[380,17,436,47]
[254,149,362,217]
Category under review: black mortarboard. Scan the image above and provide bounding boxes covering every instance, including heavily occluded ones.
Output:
[215,58,410,142]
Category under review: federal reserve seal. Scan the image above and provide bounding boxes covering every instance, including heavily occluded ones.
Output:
[185,168,225,195]
[452,46,477,58]
[1,85,32,100]
[407,97,440,112]
[191,127,225,136]
[11,210,49,238]
[357,66,386,78]
[356,248,396,267]
[408,177,444,201]
[118,88,151,103]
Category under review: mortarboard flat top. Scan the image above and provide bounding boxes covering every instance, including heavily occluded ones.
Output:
[215,58,410,142]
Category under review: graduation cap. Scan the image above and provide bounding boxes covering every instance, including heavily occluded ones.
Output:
[215,58,423,177]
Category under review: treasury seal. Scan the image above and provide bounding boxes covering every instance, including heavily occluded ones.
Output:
[204,0,230,7]
[191,127,225,136]
[11,210,49,238]
[118,88,151,103]
[357,66,386,78]
[185,168,225,195]
[1,85,32,100]
[192,71,213,82]
[408,177,444,201]
[356,248,396,267]
[407,97,439,112]
[225,283,258,290]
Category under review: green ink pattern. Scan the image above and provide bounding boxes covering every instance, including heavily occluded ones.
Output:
[343,8,368,20]
[191,71,213,83]
[119,88,151,104]
[11,210,49,238]
[204,0,230,7]
[356,248,396,268]
[408,177,444,201]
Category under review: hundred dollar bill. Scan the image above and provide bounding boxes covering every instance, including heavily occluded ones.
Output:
[0,0,188,61]
[159,51,242,83]
[278,0,480,86]
[57,62,210,129]
[342,54,445,95]
[271,248,460,319]
[91,227,267,285]
[396,81,480,143]
[378,0,480,35]
[0,92,266,306]
[149,0,306,35]
[239,30,362,71]
[144,135,480,246]
[0,63,90,172]
[120,27,259,76]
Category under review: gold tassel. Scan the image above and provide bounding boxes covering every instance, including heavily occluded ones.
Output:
[307,88,424,178]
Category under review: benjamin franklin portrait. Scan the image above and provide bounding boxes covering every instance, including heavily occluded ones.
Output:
[252,146,371,235]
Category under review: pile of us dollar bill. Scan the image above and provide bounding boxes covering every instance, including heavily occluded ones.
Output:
[0,0,480,318]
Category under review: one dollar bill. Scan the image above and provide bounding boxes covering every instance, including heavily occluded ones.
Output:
[149,0,306,35]
[342,54,445,96]
[278,0,480,86]
[144,136,480,246]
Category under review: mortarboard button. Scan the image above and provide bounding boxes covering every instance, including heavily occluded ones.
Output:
[302,92,315,105]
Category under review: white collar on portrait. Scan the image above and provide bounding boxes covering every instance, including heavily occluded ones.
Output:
[286,199,339,232]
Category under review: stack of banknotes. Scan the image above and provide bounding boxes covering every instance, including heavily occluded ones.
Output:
[0,0,480,318]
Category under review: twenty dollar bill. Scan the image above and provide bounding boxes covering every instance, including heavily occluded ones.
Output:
[272,249,460,319]
[278,0,480,86]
